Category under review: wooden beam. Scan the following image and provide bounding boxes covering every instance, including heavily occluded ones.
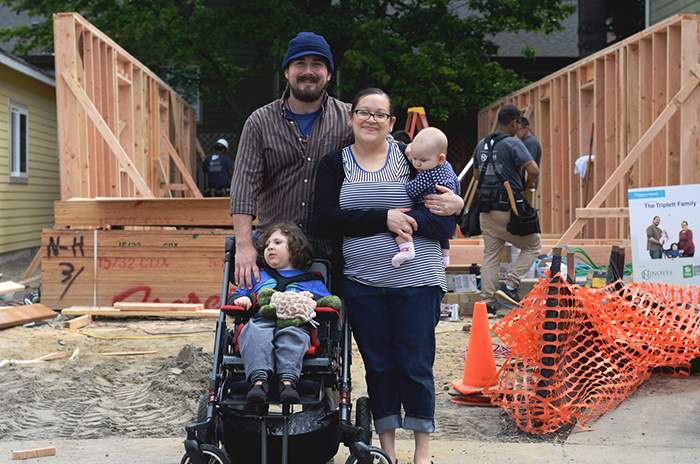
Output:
[556,69,700,245]
[61,71,155,197]
[0,281,24,296]
[161,183,189,191]
[11,447,56,460]
[65,314,92,329]
[22,250,41,280]
[0,304,56,330]
[53,198,231,227]
[576,207,629,218]
[62,306,219,319]
[162,136,203,198]
[114,302,204,311]
[100,350,157,356]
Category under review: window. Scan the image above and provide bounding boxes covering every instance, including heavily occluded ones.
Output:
[10,103,28,179]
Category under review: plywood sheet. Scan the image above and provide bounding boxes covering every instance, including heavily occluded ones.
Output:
[0,304,57,330]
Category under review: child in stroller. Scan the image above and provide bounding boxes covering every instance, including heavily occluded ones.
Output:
[232,222,333,404]
[182,224,392,464]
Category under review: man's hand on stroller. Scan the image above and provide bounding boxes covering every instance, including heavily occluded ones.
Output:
[233,296,252,309]
[234,239,260,289]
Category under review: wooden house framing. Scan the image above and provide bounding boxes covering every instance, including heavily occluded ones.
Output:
[478,14,700,245]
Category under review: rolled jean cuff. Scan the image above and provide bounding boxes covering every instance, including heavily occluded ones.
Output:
[374,414,402,434]
[278,372,298,383]
[249,370,269,383]
[403,415,435,433]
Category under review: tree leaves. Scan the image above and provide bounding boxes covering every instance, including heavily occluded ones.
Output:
[0,0,572,122]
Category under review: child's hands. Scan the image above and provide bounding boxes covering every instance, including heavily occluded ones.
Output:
[233,296,252,309]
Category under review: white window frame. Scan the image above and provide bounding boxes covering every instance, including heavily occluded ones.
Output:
[9,102,29,180]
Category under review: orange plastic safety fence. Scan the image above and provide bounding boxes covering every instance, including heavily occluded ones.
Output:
[491,275,700,434]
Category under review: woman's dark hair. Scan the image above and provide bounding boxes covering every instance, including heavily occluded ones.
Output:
[392,129,412,144]
[350,87,393,115]
[255,222,314,269]
[671,242,679,249]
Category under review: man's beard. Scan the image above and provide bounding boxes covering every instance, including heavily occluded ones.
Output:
[289,76,327,102]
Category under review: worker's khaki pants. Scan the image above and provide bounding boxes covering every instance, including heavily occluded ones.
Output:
[479,210,541,304]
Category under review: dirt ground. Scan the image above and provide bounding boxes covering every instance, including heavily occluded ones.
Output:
[0,314,533,444]
[0,250,547,455]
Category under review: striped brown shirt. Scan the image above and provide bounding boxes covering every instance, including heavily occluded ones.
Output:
[229,90,352,253]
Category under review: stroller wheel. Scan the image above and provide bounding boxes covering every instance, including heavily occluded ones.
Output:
[344,446,393,464]
[355,397,372,445]
[195,394,210,442]
[180,444,231,464]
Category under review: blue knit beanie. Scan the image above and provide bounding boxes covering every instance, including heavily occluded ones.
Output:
[282,32,334,73]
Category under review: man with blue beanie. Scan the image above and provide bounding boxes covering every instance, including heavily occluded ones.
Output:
[230,32,353,289]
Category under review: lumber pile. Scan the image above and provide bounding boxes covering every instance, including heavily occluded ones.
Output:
[42,228,228,309]
[479,14,700,242]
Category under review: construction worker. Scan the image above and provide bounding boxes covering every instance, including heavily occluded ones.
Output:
[203,139,234,197]
[517,117,542,166]
[472,105,541,315]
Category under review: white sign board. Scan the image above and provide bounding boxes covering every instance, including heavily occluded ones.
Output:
[628,185,700,285]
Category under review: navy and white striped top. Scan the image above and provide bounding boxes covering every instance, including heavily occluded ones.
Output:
[339,143,446,290]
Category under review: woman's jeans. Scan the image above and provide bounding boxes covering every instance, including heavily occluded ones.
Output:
[342,277,443,433]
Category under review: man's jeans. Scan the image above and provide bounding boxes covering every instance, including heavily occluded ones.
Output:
[649,249,663,259]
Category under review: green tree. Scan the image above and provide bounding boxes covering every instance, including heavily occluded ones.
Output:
[1,0,573,123]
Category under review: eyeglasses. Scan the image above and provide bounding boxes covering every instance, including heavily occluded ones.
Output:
[353,109,391,122]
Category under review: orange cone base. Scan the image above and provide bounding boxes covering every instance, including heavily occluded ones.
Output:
[451,379,496,396]
[450,394,496,407]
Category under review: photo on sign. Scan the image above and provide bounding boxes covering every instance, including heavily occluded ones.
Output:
[628,185,700,285]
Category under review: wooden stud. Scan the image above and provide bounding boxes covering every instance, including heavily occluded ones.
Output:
[65,314,92,329]
[100,350,157,356]
[113,302,204,311]
[22,251,41,279]
[680,19,700,184]
[162,137,204,198]
[11,447,56,460]
[62,306,220,319]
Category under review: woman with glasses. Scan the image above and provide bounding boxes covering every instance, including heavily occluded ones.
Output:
[314,88,463,464]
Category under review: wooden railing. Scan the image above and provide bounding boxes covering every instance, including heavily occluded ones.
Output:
[53,13,201,199]
[478,14,700,242]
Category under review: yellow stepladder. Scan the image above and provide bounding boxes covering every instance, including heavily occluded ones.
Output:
[404,106,430,140]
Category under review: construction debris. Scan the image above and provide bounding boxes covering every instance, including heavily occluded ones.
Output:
[0,304,56,330]
[114,302,204,311]
[62,306,219,319]
[100,350,158,357]
[11,447,56,460]
[64,314,92,330]
[0,351,69,368]
[0,281,25,297]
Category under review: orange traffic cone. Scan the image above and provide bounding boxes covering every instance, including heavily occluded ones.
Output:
[451,301,498,395]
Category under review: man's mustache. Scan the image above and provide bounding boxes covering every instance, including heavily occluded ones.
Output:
[297,74,320,83]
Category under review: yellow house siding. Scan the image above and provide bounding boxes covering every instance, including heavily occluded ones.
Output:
[0,63,59,254]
